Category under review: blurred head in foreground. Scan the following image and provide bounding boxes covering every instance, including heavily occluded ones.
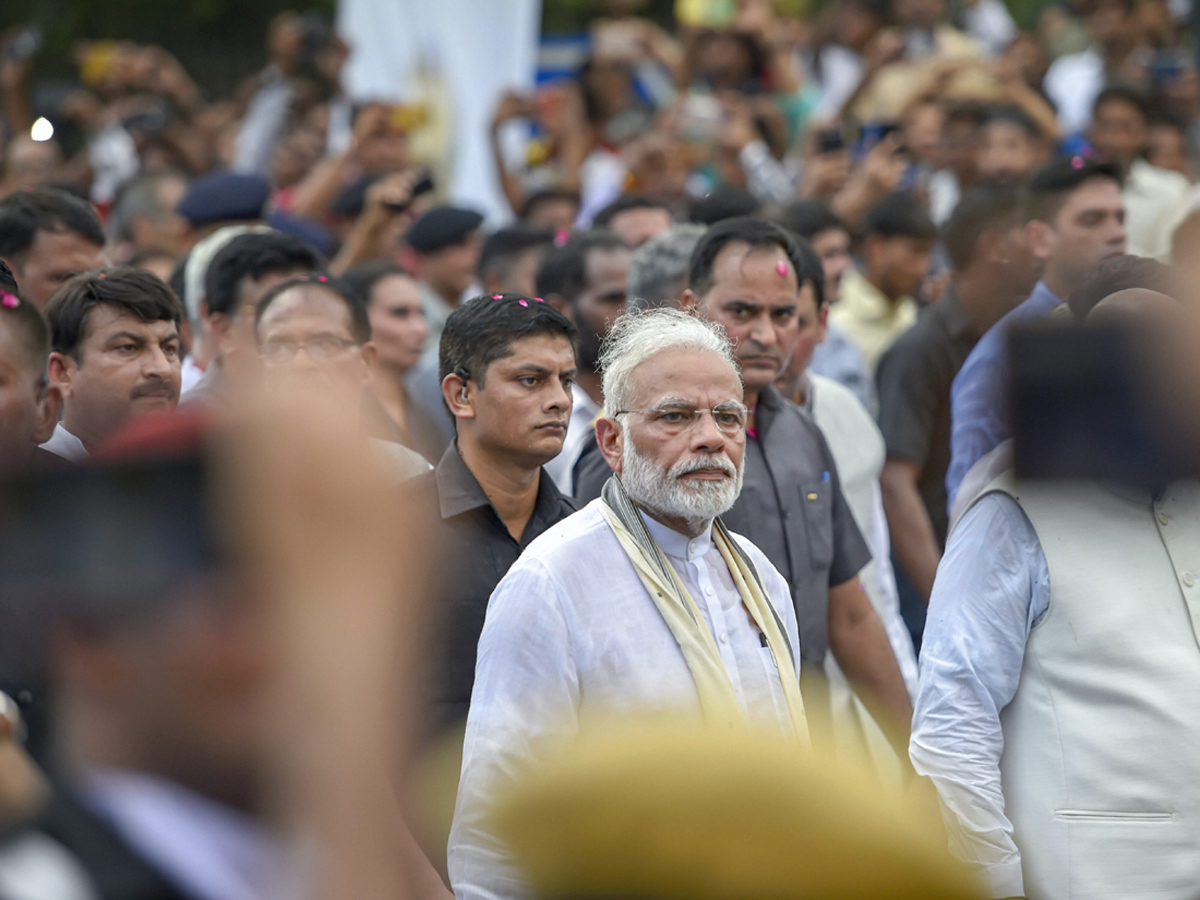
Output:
[254,274,373,409]
[490,721,982,900]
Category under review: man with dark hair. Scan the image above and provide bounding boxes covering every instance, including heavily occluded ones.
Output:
[976,106,1049,184]
[1089,85,1191,259]
[187,230,321,404]
[536,230,631,494]
[1063,254,1174,321]
[406,293,577,740]
[41,269,183,460]
[946,155,1126,507]
[0,261,61,473]
[830,193,937,371]
[407,205,485,356]
[518,188,580,232]
[592,195,674,248]
[477,227,555,299]
[775,199,871,406]
[876,186,1037,613]
[0,188,106,306]
[677,217,913,740]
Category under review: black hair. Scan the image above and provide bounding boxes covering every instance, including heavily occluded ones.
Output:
[1092,85,1150,123]
[1023,154,1124,224]
[773,200,847,242]
[478,228,556,281]
[943,101,989,130]
[439,293,576,389]
[0,259,50,374]
[535,230,628,306]
[688,187,761,226]
[204,231,323,318]
[341,260,412,309]
[942,184,1024,272]
[982,105,1043,140]
[254,274,372,345]
[0,188,105,262]
[687,216,825,306]
[862,193,938,241]
[44,268,183,361]
[593,195,673,229]
[518,188,581,222]
[1065,255,1173,320]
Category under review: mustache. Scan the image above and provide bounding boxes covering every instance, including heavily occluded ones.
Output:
[673,454,737,479]
[130,379,174,400]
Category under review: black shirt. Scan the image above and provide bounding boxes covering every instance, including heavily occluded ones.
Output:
[574,385,869,665]
[405,445,577,735]
[875,288,980,547]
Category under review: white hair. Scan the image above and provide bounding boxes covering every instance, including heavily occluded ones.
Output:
[599,308,738,413]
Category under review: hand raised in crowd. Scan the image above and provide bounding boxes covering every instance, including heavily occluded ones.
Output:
[491,91,536,133]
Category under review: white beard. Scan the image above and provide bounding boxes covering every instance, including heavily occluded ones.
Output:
[620,438,744,534]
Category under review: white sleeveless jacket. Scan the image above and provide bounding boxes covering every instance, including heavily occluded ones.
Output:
[978,476,1200,900]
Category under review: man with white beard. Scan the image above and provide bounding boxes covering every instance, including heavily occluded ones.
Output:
[448,309,808,900]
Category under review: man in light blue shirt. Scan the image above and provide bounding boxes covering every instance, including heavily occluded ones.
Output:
[945,155,1126,508]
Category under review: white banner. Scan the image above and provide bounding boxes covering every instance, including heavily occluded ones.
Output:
[337,0,543,224]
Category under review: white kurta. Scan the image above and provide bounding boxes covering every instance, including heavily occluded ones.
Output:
[448,500,801,900]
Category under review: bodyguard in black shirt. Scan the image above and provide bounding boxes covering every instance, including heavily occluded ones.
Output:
[405,294,578,736]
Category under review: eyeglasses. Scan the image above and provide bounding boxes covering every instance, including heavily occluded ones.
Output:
[612,402,749,436]
[260,335,359,366]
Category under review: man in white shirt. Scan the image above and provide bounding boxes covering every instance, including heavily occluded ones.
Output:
[1089,85,1193,259]
[41,269,183,461]
[449,309,807,900]
[538,230,632,494]
[911,290,1200,900]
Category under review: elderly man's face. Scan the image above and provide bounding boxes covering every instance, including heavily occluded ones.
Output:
[606,347,745,527]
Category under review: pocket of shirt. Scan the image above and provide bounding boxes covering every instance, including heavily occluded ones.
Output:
[798,481,834,571]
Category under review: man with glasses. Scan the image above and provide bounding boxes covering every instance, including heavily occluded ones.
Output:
[253,274,430,482]
[576,219,912,744]
[450,309,806,900]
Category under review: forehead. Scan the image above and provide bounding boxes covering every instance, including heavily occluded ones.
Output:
[82,303,178,342]
[707,241,799,302]
[488,332,576,371]
[259,287,353,336]
[370,273,421,307]
[1059,178,1124,217]
[811,228,850,253]
[29,229,103,267]
[626,347,741,406]
[584,246,632,285]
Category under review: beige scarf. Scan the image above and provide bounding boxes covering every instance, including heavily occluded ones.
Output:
[599,477,809,743]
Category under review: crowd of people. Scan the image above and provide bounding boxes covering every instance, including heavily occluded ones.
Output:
[0,0,1199,898]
